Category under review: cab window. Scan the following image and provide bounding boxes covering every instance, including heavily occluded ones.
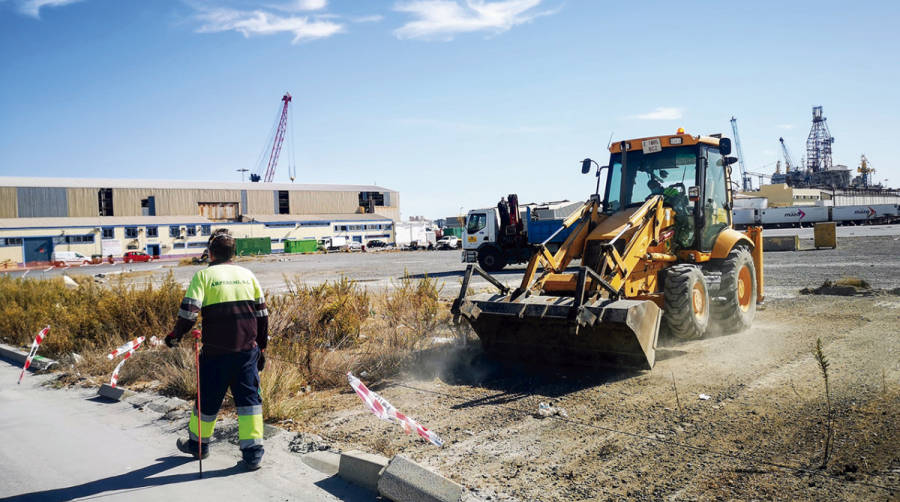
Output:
[466,213,487,234]
[701,147,730,251]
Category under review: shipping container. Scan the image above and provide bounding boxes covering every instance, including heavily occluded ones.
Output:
[732,208,757,227]
[235,237,271,255]
[759,206,828,226]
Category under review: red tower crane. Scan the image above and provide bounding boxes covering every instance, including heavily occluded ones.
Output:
[250,92,293,183]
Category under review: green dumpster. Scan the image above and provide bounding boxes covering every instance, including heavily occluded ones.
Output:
[235,237,272,256]
[284,239,318,254]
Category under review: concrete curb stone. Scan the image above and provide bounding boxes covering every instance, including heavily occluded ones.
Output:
[0,343,58,371]
[338,450,389,493]
[378,455,462,502]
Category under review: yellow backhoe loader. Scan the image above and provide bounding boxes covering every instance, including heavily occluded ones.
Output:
[451,130,764,370]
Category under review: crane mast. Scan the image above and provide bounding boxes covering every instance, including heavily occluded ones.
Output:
[778,137,795,171]
[729,117,752,191]
[251,92,292,183]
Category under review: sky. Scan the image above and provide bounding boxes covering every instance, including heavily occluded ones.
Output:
[1,0,898,219]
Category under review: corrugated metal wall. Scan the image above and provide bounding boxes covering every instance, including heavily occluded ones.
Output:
[17,187,68,217]
[67,188,98,217]
[0,187,16,218]
[246,190,271,214]
[289,190,358,214]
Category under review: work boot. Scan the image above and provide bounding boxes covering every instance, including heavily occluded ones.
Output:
[176,437,209,459]
[242,445,264,471]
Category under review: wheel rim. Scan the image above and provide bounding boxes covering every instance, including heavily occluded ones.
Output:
[738,265,753,312]
[691,281,706,318]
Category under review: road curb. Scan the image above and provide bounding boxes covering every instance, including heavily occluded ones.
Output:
[97,383,133,401]
[0,343,57,371]
[302,451,340,475]
[338,450,389,493]
[378,454,462,502]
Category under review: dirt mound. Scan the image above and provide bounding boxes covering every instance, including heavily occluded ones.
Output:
[800,277,900,297]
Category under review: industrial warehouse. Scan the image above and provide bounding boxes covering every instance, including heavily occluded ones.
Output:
[0,177,399,266]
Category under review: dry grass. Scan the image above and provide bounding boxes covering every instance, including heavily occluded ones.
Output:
[0,272,459,422]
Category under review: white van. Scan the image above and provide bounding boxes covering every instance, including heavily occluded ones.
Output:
[51,251,91,266]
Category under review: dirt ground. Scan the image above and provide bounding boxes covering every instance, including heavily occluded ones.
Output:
[296,293,899,501]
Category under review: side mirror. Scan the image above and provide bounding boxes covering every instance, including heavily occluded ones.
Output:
[581,158,593,174]
[719,138,732,156]
[724,156,739,166]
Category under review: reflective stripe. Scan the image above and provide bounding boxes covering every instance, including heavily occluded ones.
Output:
[255,296,265,305]
[253,309,268,318]
[239,438,264,449]
[183,297,202,308]
[237,405,263,416]
[189,409,217,440]
[238,413,264,442]
[178,309,199,321]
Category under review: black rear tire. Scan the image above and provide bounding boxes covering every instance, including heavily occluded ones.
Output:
[663,264,710,340]
[710,247,757,334]
[478,247,506,272]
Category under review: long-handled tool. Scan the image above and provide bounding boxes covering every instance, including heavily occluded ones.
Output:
[191,328,203,479]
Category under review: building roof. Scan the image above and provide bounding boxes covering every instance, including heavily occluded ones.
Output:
[243,213,392,223]
[0,176,396,193]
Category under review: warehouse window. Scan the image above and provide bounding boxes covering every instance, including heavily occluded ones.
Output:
[186,225,197,236]
[187,241,207,248]
[54,234,95,244]
[125,227,139,238]
[101,227,115,239]
[201,225,211,236]
[358,192,384,213]
[141,196,156,216]
[98,188,114,216]
[278,191,290,214]
[169,226,180,238]
[0,237,23,247]
[146,226,158,238]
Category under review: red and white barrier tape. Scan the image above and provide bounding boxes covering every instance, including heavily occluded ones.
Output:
[17,326,50,384]
[347,372,443,447]
[109,350,135,388]
[108,336,145,360]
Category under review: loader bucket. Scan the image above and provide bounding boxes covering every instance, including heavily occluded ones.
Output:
[456,293,661,370]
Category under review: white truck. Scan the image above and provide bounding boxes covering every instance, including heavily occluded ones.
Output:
[51,251,91,266]
[319,236,348,251]
[394,221,436,250]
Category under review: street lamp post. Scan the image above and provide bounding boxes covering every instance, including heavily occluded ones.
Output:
[237,168,249,182]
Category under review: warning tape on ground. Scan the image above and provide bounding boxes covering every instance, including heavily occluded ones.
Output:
[108,336,144,360]
[17,325,50,384]
[348,371,443,447]
[109,350,136,388]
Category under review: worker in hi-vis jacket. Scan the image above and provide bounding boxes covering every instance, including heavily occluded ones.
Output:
[165,229,268,470]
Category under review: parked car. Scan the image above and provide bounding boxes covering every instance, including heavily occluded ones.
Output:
[436,236,460,250]
[347,241,363,252]
[366,239,389,249]
[51,251,91,267]
[123,251,153,263]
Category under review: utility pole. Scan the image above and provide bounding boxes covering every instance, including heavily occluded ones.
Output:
[236,168,249,182]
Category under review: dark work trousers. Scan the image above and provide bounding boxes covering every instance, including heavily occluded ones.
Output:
[189,346,264,464]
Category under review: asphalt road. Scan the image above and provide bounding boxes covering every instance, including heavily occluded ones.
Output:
[0,362,372,502]
[4,224,899,299]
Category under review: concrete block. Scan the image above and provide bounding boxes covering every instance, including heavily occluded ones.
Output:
[0,343,58,371]
[98,384,128,401]
[339,450,389,493]
[378,455,462,502]
[762,235,799,252]
[302,451,340,476]
[814,222,837,249]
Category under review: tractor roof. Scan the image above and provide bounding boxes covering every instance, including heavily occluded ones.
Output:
[609,133,723,153]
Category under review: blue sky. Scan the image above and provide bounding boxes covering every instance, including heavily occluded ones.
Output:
[1,0,898,219]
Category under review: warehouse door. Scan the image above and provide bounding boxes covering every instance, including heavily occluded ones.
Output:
[24,237,53,264]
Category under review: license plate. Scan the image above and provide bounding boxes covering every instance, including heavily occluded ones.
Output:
[467,236,477,242]
[642,138,662,154]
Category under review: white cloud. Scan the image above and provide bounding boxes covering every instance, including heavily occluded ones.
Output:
[631,107,684,120]
[352,14,384,23]
[776,124,794,130]
[196,8,344,43]
[16,0,82,18]
[269,0,327,12]
[393,0,554,40]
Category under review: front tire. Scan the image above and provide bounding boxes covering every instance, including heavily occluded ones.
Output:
[710,247,757,334]
[663,264,710,340]
[478,247,506,272]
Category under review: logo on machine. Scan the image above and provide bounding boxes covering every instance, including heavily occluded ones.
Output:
[784,209,806,219]
[851,207,876,218]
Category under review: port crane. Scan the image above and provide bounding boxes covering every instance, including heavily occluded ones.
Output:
[251,92,296,182]
[778,137,797,171]
[730,117,752,191]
